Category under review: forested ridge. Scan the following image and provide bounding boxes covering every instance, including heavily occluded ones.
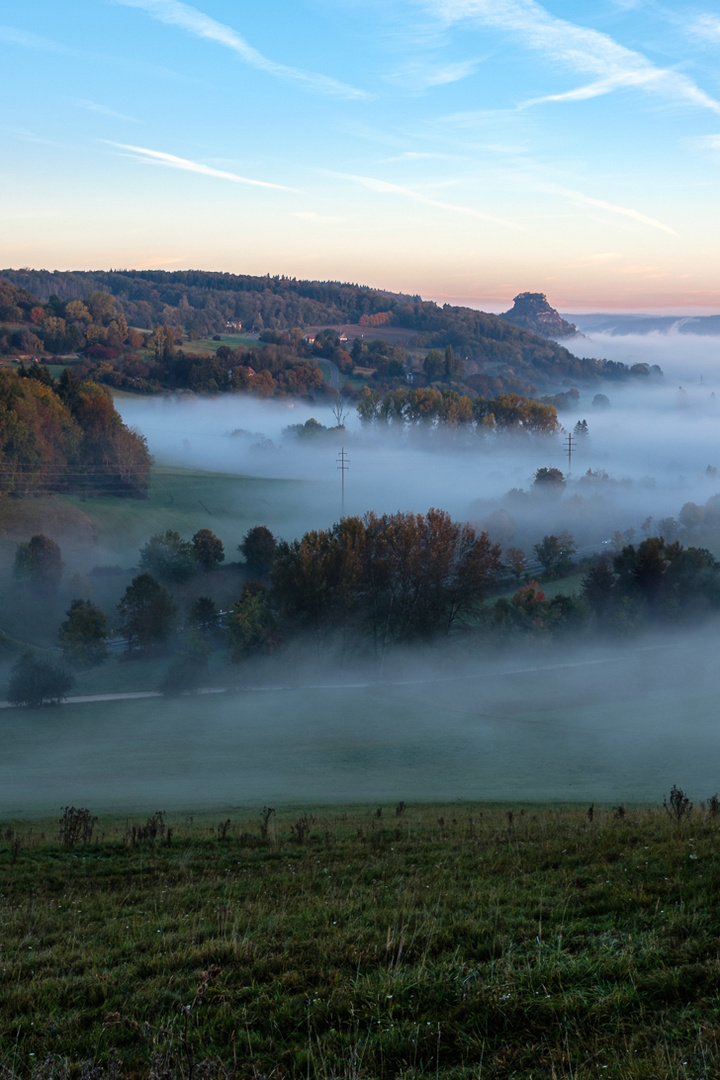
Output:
[1,269,409,337]
[0,270,661,398]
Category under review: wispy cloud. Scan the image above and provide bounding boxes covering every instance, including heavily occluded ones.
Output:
[523,70,664,107]
[112,0,369,99]
[107,143,297,190]
[688,15,720,43]
[333,171,521,227]
[386,57,481,90]
[72,98,138,122]
[541,183,679,235]
[0,25,64,50]
[430,0,720,114]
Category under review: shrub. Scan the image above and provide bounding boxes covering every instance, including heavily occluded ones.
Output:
[7,652,75,707]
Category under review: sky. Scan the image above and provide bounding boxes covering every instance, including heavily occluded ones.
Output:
[2,0,720,312]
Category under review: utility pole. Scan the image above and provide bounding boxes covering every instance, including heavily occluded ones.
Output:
[337,447,349,515]
[565,431,575,474]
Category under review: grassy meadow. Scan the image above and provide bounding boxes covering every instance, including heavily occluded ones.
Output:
[1,801,719,1079]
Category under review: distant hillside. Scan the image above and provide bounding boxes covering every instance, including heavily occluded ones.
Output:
[0,269,662,395]
[0,268,413,337]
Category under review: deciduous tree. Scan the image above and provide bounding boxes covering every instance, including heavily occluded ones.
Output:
[239,526,277,578]
[227,583,279,660]
[58,600,108,664]
[192,528,225,570]
[140,530,196,583]
[14,534,63,592]
[118,574,177,651]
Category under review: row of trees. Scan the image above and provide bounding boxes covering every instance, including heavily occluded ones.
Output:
[357,389,560,433]
[8,518,720,704]
[56,512,500,662]
[492,536,720,641]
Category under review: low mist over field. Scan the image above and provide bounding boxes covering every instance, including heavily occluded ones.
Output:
[115,331,720,552]
[4,329,720,814]
[1,627,719,816]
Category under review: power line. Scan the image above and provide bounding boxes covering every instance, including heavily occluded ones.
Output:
[565,431,575,474]
[336,447,349,516]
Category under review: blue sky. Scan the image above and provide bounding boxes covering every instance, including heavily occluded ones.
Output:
[3,0,720,311]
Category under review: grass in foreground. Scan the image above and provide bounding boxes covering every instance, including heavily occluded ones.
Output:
[1,800,719,1079]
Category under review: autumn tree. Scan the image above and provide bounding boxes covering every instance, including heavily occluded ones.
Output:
[271,510,503,653]
[69,381,151,496]
[148,324,176,363]
[475,396,560,435]
[491,581,588,640]
[532,467,566,495]
[504,546,527,582]
[423,349,445,382]
[612,538,720,618]
[192,528,225,570]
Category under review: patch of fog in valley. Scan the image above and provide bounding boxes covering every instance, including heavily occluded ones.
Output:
[115,331,720,552]
[2,628,720,814]
[7,330,717,815]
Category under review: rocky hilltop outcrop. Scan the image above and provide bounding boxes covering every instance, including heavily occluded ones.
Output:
[501,292,580,340]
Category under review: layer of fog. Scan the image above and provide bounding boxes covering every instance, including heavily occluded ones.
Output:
[2,628,719,815]
[9,330,709,818]
[115,331,720,553]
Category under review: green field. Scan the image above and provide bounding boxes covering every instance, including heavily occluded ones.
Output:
[162,332,260,356]
[0,465,321,663]
[1,800,719,1078]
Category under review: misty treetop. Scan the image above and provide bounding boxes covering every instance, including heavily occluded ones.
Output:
[138,529,225,582]
[14,533,63,593]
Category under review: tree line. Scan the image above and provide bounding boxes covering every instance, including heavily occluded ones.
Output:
[356,388,560,434]
[8,509,720,704]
